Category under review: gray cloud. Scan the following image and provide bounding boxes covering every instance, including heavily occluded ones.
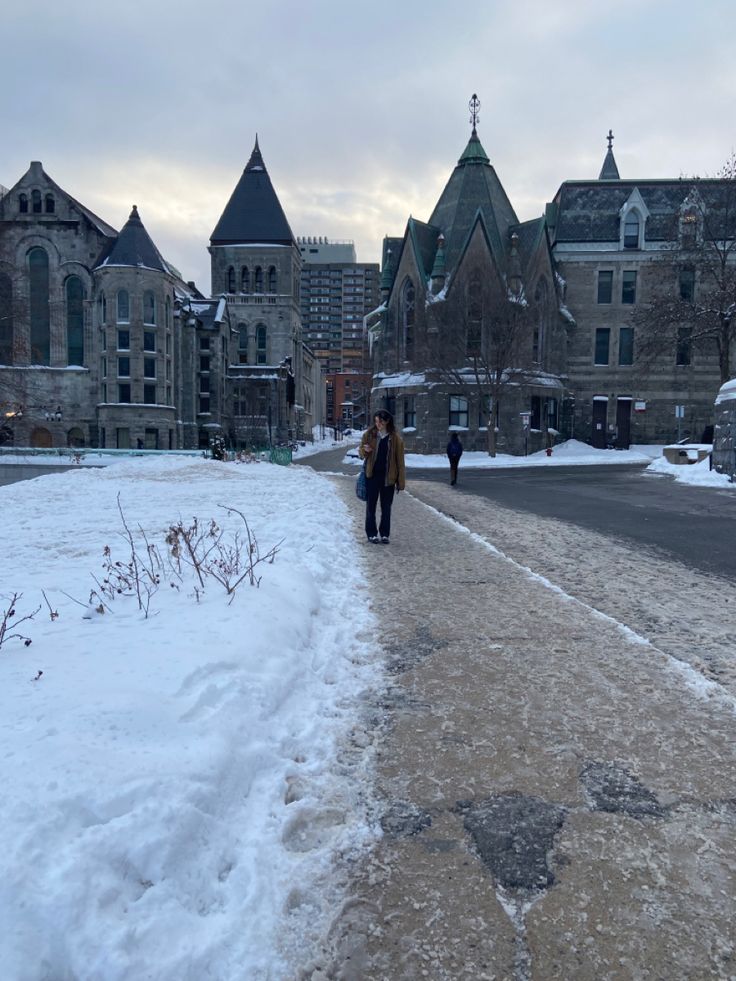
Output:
[3,0,735,291]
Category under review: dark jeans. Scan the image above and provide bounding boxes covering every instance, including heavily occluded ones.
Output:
[449,459,460,484]
[365,478,395,538]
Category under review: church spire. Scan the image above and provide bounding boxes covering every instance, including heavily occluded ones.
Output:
[599,128,620,180]
[458,93,490,165]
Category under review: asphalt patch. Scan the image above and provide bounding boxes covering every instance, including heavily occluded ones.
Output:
[457,793,566,892]
[380,801,433,838]
[580,761,663,819]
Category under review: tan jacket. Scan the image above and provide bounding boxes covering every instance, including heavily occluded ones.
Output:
[359,429,406,490]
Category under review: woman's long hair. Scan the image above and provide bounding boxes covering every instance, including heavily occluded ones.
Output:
[372,410,395,435]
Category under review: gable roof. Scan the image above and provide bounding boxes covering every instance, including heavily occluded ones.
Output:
[98,205,168,272]
[210,137,296,247]
[428,129,518,273]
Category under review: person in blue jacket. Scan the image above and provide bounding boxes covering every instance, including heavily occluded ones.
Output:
[446,433,463,485]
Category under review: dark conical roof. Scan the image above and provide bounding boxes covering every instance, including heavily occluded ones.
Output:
[599,147,620,180]
[428,130,518,272]
[100,205,168,272]
[210,137,296,246]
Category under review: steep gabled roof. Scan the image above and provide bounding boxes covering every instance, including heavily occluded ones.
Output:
[98,205,168,272]
[599,147,620,180]
[428,129,518,273]
[210,137,296,247]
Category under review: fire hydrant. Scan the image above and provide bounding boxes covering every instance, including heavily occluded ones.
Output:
[545,447,553,457]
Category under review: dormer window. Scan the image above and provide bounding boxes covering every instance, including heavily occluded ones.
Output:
[680,209,699,249]
[623,213,640,249]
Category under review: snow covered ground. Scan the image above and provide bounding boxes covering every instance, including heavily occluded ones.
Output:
[0,457,379,980]
[646,453,734,488]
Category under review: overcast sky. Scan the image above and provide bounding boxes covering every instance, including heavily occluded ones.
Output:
[3,0,735,291]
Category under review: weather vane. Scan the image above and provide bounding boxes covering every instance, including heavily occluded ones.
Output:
[469,93,480,133]
[607,129,614,150]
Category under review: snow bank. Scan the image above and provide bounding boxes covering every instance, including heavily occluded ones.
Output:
[0,457,378,980]
[646,454,734,488]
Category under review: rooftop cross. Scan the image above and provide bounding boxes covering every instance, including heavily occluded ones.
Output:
[469,93,480,134]
[607,128,614,150]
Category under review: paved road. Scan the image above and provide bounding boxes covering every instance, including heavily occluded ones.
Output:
[303,449,736,580]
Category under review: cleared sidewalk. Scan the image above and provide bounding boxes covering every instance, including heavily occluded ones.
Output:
[310,475,736,981]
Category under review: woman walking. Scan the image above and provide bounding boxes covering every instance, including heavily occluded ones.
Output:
[359,410,406,544]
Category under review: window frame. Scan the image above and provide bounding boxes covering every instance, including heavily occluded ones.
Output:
[594,327,611,366]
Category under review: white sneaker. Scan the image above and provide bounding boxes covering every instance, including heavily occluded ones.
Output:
[368,535,379,543]
[380,536,390,544]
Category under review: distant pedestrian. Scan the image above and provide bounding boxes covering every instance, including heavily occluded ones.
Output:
[446,433,463,485]
[359,410,406,544]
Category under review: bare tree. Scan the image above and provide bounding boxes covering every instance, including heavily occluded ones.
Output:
[426,266,541,456]
[633,153,736,386]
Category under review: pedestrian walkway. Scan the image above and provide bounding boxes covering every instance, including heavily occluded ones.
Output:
[307,474,736,981]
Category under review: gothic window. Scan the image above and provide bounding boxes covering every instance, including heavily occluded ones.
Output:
[45,194,55,214]
[32,190,42,214]
[241,266,250,292]
[227,266,235,293]
[143,290,156,325]
[0,271,13,364]
[98,291,107,326]
[533,278,549,363]
[117,289,130,322]
[679,267,695,302]
[623,211,640,249]
[65,276,85,366]
[255,266,263,292]
[238,322,248,364]
[400,277,415,360]
[256,323,267,364]
[19,193,28,213]
[467,276,482,358]
[268,265,277,293]
[28,246,50,365]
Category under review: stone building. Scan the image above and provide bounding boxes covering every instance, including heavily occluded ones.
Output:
[374,108,733,454]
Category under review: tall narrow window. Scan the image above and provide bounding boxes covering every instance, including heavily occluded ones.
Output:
[117,289,130,322]
[165,295,171,328]
[66,276,85,365]
[449,395,469,428]
[28,247,50,365]
[256,324,267,364]
[45,195,55,214]
[268,266,277,293]
[676,326,692,366]
[597,270,613,303]
[679,268,695,302]
[0,272,13,364]
[400,277,415,360]
[241,267,250,292]
[530,396,542,430]
[255,266,263,292]
[143,290,156,325]
[98,291,107,326]
[623,212,640,249]
[238,323,248,364]
[144,357,156,378]
[467,276,482,358]
[19,193,28,214]
[227,266,235,293]
[618,326,634,366]
[403,396,416,428]
[594,327,610,365]
[622,271,637,304]
[32,190,42,214]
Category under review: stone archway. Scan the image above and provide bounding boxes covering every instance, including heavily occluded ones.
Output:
[30,427,52,448]
[67,427,85,448]
[0,426,14,447]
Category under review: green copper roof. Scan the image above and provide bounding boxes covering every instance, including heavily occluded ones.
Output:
[458,129,490,166]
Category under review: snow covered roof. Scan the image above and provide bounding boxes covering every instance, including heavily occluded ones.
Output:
[715,378,736,404]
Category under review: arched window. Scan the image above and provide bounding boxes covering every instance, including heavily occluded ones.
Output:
[467,276,482,358]
[98,291,107,326]
[241,267,250,292]
[143,290,156,325]
[67,427,85,448]
[623,211,640,249]
[238,322,248,364]
[116,289,130,323]
[66,276,85,366]
[19,193,28,214]
[227,266,235,293]
[533,278,549,363]
[0,271,13,364]
[254,266,263,292]
[268,266,277,293]
[399,277,415,361]
[680,208,698,249]
[32,190,42,214]
[256,324,267,364]
[28,247,50,365]
[45,194,55,214]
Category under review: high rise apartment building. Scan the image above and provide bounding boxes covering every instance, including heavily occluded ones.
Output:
[298,237,380,374]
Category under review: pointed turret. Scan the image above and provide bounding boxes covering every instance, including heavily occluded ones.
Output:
[100,205,168,272]
[599,129,621,180]
[430,233,446,294]
[210,137,296,246]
